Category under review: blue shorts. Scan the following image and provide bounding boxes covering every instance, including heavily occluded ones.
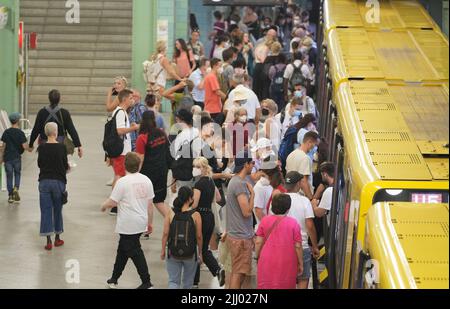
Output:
[297,247,312,281]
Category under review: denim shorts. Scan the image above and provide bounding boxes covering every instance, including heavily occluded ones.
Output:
[298,247,312,281]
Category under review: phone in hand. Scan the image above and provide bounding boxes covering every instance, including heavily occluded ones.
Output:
[112,87,118,96]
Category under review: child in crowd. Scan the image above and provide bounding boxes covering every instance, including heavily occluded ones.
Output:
[1,112,29,203]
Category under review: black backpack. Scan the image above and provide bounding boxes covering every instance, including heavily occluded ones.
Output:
[270,65,285,96]
[289,63,306,90]
[103,109,126,158]
[168,210,197,259]
[171,138,196,181]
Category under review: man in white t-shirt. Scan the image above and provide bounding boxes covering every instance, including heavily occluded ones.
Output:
[101,152,155,289]
[286,131,320,200]
[189,58,210,109]
[312,162,335,226]
[170,109,200,190]
[224,73,261,125]
[110,89,139,215]
[285,171,320,289]
[253,158,278,224]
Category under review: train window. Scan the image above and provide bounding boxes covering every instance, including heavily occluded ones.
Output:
[373,189,449,204]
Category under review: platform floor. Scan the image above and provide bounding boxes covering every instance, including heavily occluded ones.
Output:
[0,115,220,289]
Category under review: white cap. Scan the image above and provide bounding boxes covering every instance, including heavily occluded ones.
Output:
[251,138,273,153]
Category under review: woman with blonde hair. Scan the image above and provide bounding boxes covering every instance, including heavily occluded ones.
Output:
[261,99,282,151]
[146,40,184,105]
[105,76,128,112]
[191,156,225,288]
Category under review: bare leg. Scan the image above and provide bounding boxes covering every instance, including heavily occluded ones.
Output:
[154,202,168,218]
[297,279,309,289]
[229,273,244,289]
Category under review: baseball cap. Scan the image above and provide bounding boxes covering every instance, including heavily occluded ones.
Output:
[285,171,303,185]
[9,112,21,124]
[233,150,253,174]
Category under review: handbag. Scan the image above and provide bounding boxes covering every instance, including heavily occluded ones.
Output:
[62,191,68,205]
[59,110,75,155]
[255,216,286,260]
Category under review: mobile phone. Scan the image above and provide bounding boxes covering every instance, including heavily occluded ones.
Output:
[112,87,118,96]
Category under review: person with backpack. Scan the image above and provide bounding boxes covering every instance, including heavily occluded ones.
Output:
[103,89,139,215]
[143,41,183,104]
[161,186,203,289]
[276,97,303,138]
[101,152,155,289]
[29,89,82,158]
[268,53,287,111]
[283,52,309,103]
[276,98,304,173]
[170,109,199,192]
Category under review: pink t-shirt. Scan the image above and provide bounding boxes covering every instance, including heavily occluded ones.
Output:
[175,51,194,78]
[204,72,222,114]
[256,215,302,289]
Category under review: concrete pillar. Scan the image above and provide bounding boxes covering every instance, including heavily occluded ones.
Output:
[132,0,157,94]
[0,0,19,113]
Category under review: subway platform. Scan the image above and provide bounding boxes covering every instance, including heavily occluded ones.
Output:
[0,115,220,289]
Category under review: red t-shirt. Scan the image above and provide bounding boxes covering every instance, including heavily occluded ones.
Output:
[266,185,288,215]
[204,72,222,114]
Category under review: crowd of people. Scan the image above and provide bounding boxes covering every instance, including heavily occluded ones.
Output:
[0,2,335,290]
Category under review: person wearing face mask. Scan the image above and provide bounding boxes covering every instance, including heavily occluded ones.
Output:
[276,97,302,138]
[261,99,282,151]
[228,107,250,158]
[204,58,227,125]
[190,157,226,288]
[286,131,320,200]
[250,137,275,173]
[295,113,317,149]
[290,83,316,117]
[283,53,312,102]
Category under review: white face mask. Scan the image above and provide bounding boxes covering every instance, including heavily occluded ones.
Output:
[238,115,247,123]
[218,67,224,75]
[192,168,202,178]
[259,176,270,186]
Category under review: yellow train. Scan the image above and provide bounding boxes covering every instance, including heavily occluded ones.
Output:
[317,0,449,289]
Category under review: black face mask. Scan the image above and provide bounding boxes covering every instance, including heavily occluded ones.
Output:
[262,108,270,116]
